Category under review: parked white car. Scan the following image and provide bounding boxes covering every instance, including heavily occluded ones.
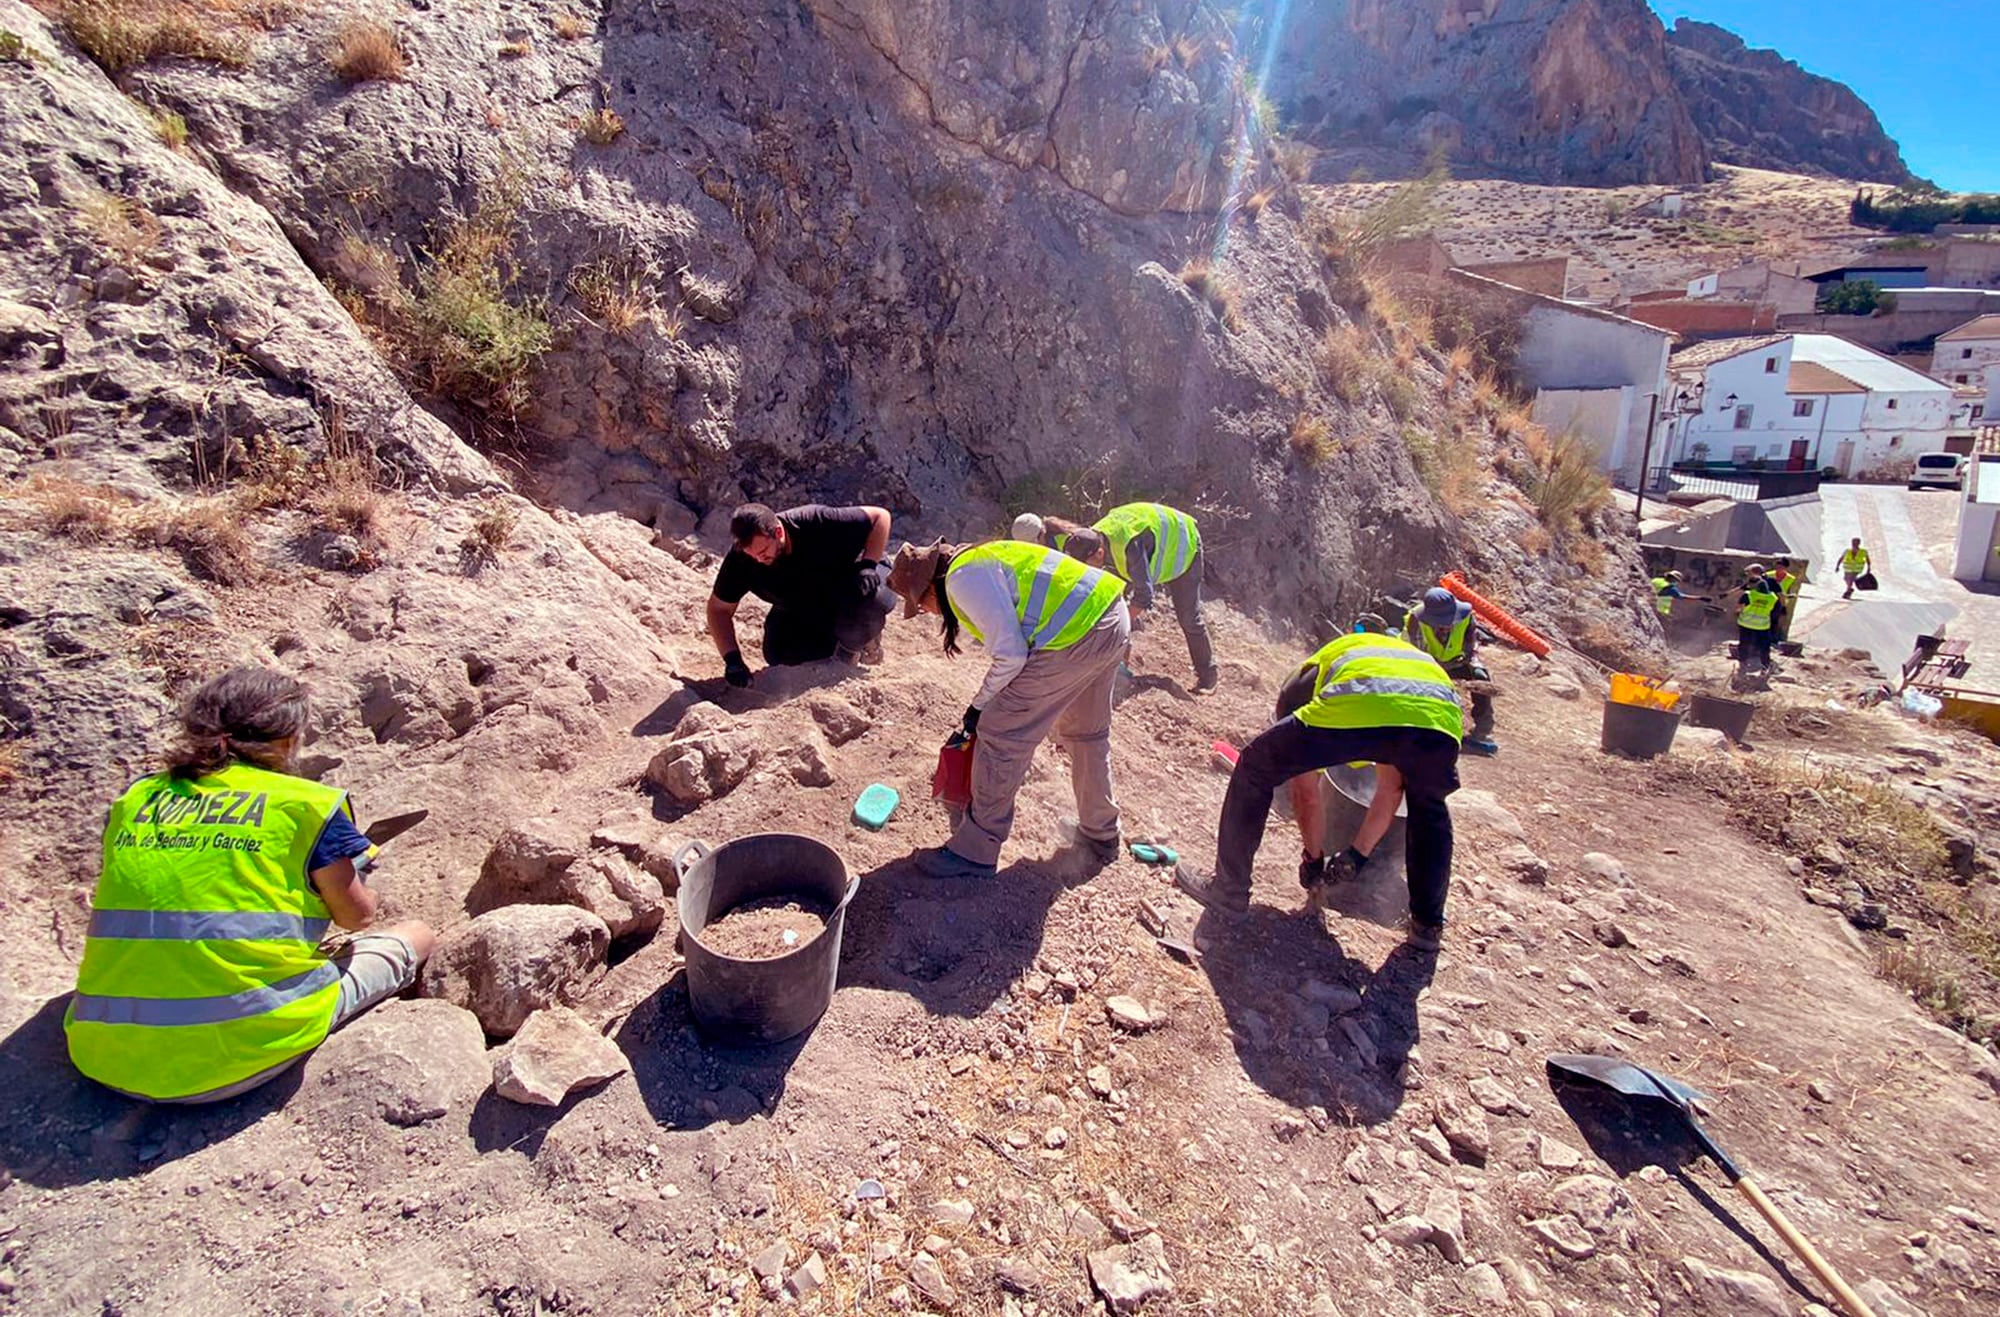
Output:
[1909,452,1968,490]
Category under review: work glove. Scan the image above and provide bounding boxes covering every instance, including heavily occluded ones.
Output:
[723,649,752,688]
[855,560,881,600]
[960,704,981,737]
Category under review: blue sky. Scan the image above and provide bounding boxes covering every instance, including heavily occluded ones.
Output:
[1649,2,1996,192]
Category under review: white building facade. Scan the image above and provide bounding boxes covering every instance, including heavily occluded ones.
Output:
[1932,315,2000,389]
[1664,334,1953,479]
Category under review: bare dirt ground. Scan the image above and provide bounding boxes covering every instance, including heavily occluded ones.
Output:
[2,559,1998,1317]
[1313,166,1877,302]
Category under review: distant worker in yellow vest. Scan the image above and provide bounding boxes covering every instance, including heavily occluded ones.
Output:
[1651,570,1700,621]
[66,668,436,1103]
[1840,538,1871,600]
[1736,564,1782,676]
[1013,501,1218,692]
[1174,631,1462,950]
[889,539,1131,880]
[1403,587,1497,757]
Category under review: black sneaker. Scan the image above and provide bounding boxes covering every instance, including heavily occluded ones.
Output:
[1174,864,1248,920]
[1059,816,1121,864]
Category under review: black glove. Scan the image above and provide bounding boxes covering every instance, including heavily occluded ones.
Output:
[723,649,752,688]
[855,559,880,600]
[960,705,981,736]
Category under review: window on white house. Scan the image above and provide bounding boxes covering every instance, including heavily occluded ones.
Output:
[1731,445,1757,464]
[1966,348,1976,359]
[1764,357,1778,373]
[1959,375,1972,385]
[1793,399,1814,417]
[1734,405,1755,430]
[1977,405,1988,421]
[1890,435,1902,448]
[1887,398,1898,409]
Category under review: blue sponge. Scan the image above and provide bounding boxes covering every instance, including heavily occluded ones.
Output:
[853,784,900,830]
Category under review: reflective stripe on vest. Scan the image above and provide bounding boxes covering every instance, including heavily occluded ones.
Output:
[1095,503,1199,585]
[66,762,348,1101]
[946,541,1125,653]
[1651,577,1674,616]
[1739,589,1777,631]
[1404,610,1469,664]
[1293,634,1464,741]
[1842,549,1869,573]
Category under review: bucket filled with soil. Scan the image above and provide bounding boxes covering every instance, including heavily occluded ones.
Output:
[673,834,859,1044]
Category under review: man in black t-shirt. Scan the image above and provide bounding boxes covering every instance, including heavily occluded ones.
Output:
[706,502,895,685]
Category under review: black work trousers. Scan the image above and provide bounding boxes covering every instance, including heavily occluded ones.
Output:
[1736,626,1774,674]
[1165,551,1217,686]
[1216,718,1461,925]
[761,563,895,665]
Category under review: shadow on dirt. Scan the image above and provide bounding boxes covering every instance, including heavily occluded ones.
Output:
[1194,904,1434,1128]
[589,971,809,1139]
[838,851,1095,1018]
[0,995,303,1189]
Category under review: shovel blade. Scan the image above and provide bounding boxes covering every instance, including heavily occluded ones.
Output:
[1546,1054,1708,1109]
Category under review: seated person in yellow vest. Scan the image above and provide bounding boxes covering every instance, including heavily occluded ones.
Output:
[1403,587,1497,757]
[1769,561,1803,641]
[707,503,895,686]
[1174,633,1462,950]
[65,668,437,1103]
[1735,565,1783,675]
[1012,502,1217,692]
[888,539,1131,879]
[1840,539,1871,600]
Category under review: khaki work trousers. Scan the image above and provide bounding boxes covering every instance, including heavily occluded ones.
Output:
[948,601,1131,866]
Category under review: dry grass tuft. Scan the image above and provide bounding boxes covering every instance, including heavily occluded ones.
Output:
[569,258,654,333]
[460,498,517,570]
[151,109,188,150]
[78,185,163,264]
[1321,322,1377,404]
[1517,422,1609,532]
[1288,413,1336,466]
[59,0,252,73]
[1444,343,1475,387]
[7,473,127,542]
[133,501,259,585]
[575,106,624,146]
[1177,260,1242,331]
[328,16,403,83]
[552,12,588,40]
[0,739,21,789]
[1241,185,1279,219]
[1170,33,1203,69]
[496,38,530,58]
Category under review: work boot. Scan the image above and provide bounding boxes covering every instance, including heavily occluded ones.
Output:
[1406,920,1445,952]
[1173,864,1247,921]
[1464,736,1499,757]
[859,638,884,666]
[914,846,998,880]
[833,643,862,665]
[1059,816,1121,865]
[1194,667,1220,695]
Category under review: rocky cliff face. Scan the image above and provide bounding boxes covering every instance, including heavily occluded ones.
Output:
[1269,0,1709,186]
[1664,19,1913,185]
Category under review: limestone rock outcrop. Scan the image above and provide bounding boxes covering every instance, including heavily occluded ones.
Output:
[1664,19,1913,184]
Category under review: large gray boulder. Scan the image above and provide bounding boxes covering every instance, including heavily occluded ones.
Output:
[420,906,611,1037]
[304,998,489,1127]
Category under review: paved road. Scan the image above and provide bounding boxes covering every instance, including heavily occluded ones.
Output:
[1794,484,2000,688]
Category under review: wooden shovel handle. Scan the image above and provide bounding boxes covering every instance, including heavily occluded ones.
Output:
[1734,1177,1878,1317]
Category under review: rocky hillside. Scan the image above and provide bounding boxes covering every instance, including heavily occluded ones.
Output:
[1268,1,1910,189]
[1664,19,1914,185]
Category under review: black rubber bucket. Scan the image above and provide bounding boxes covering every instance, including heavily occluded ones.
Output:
[1600,699,1681,759]
[1320,763,1407,871]
[673,834,859,1045]
[1686,693,1756,743]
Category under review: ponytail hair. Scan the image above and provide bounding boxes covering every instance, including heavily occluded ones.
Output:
[934,552,962,657]
[167,667,311,779]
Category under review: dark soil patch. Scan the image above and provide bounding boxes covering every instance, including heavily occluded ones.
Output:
[698,895,830,960]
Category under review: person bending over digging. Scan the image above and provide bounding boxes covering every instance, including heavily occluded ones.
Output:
[888,538,1131,880]
[1014,501,1218,692]
[1175,631,1463,950]
[65,667,435,1103]
[706,502,895,687]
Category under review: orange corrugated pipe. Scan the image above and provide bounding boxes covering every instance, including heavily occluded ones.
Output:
[1440,571,1552,658]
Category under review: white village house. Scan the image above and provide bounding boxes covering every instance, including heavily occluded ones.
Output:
[1661,333,1953,479]
[1930,314,2000,389]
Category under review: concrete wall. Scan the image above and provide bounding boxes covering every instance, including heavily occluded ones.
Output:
[1533,386,1641,481]
[1515,302,1671,399]
[1781,289,2000,354]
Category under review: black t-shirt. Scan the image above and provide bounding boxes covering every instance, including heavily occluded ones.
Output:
[712,505,875,612]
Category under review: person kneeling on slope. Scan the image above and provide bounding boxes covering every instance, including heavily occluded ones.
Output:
[66,667,436,1103]
[1404,586,1497,756]
[1175,631,1463,950]
[889,538,1131,880]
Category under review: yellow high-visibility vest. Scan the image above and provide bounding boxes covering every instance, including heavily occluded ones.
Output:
[1738,589,1778,631]
[1293,633,1463,741]
[946,541,1125,652]
[66,763,348,1100]
[1093,503,1200,586]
